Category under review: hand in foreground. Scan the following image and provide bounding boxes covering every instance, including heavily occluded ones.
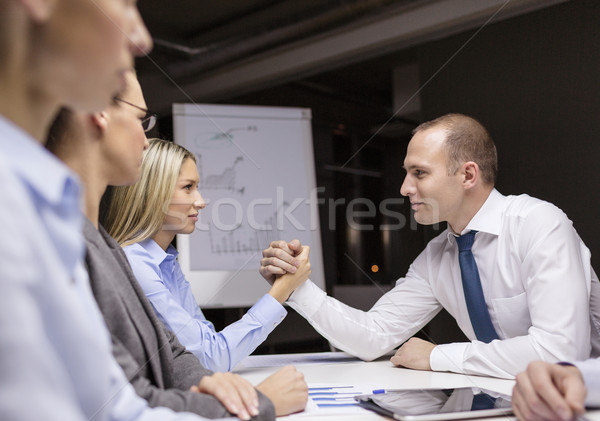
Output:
[390,337,436,371]
[190,372,259,420]
[256,365,308,416]
[268,245,311,303]
[512,361,586,421]
[260,239,303,284]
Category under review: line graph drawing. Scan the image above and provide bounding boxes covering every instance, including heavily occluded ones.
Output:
[194,126,257,149]
[196,154,245,195]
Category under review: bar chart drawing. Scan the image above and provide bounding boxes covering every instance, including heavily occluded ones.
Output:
[208,202,288,255]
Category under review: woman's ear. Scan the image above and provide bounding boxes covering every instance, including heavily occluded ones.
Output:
[90,112,109,138]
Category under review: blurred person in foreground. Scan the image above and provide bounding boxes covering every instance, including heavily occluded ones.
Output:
[0,0,247,420]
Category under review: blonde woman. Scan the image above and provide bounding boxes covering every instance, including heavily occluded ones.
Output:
[105,139,311,372]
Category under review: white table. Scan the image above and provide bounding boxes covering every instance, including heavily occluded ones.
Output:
[234,352,600,420]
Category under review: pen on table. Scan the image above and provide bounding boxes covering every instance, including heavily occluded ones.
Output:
[312,397,359,401]
[372,389,402,394]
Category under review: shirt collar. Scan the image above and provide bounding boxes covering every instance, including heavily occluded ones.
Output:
[139,237,178,265]
[0,114,81,205]
[446,188,506,243]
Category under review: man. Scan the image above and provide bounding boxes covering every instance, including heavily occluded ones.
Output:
[261,113,600,379]
[0,0,233,420]
[47,70,308,421]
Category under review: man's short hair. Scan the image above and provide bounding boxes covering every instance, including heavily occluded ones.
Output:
[413,113,498,186]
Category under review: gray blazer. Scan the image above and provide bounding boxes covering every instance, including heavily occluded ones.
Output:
[83,220,275,420]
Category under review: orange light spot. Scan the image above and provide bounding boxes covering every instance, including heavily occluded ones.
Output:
[371,265,379,273]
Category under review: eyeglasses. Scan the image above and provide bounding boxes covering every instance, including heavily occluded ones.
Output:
[113,97,158,132]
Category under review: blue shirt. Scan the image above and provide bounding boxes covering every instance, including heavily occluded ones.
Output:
[0,116,217,421]
[124,238,287,371]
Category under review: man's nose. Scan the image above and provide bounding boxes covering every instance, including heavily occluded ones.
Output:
[400,176,413,197]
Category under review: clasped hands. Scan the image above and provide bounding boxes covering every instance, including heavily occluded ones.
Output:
[259,239,437,371]
[260,239,311,303]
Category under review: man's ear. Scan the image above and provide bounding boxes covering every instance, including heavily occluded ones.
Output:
[19,0,56,22]
[90,112,109,138]
[462,161,479,190]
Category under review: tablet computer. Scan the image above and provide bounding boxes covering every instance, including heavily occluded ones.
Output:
[355,387,512,421]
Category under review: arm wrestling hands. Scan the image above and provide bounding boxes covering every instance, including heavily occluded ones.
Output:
[260,240,437,371]
[512,361,586,421]
[260,240,310,303]
[190,365,308,419]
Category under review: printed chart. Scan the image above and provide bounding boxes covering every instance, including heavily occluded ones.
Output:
[173,103,325,307]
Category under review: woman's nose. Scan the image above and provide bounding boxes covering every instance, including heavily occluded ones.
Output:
[194,191,206,209]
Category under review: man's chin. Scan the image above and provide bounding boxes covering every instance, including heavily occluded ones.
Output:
[413,213,440,226]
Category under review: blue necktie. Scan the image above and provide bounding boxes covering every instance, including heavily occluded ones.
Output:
[455,231,499,343]
[471,393,497,410]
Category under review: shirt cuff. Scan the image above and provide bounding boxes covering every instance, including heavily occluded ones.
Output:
[287,279,326,319]
[248,294,287,330]
[573,360,600,406]
[430,343,467,373]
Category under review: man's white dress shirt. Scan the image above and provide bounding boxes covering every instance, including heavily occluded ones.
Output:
[289,189,600,378]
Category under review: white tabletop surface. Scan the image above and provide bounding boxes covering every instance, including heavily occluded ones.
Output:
[234,352,600,421]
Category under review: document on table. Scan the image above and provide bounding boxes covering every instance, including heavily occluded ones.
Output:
[234,352,361,369]
[290,382,379,417]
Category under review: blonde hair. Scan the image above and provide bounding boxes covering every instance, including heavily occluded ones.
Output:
[104,138,196,246]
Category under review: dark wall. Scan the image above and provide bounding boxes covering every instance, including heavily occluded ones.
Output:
[418,0,600,268]
[154,0,600,348]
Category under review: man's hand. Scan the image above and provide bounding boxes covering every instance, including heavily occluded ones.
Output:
[256,365,308,416]
[268,245,311,303]
[512,361,586,421]
[190,372,259,420]
[390,337,436,371]
[259,240,303,284]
